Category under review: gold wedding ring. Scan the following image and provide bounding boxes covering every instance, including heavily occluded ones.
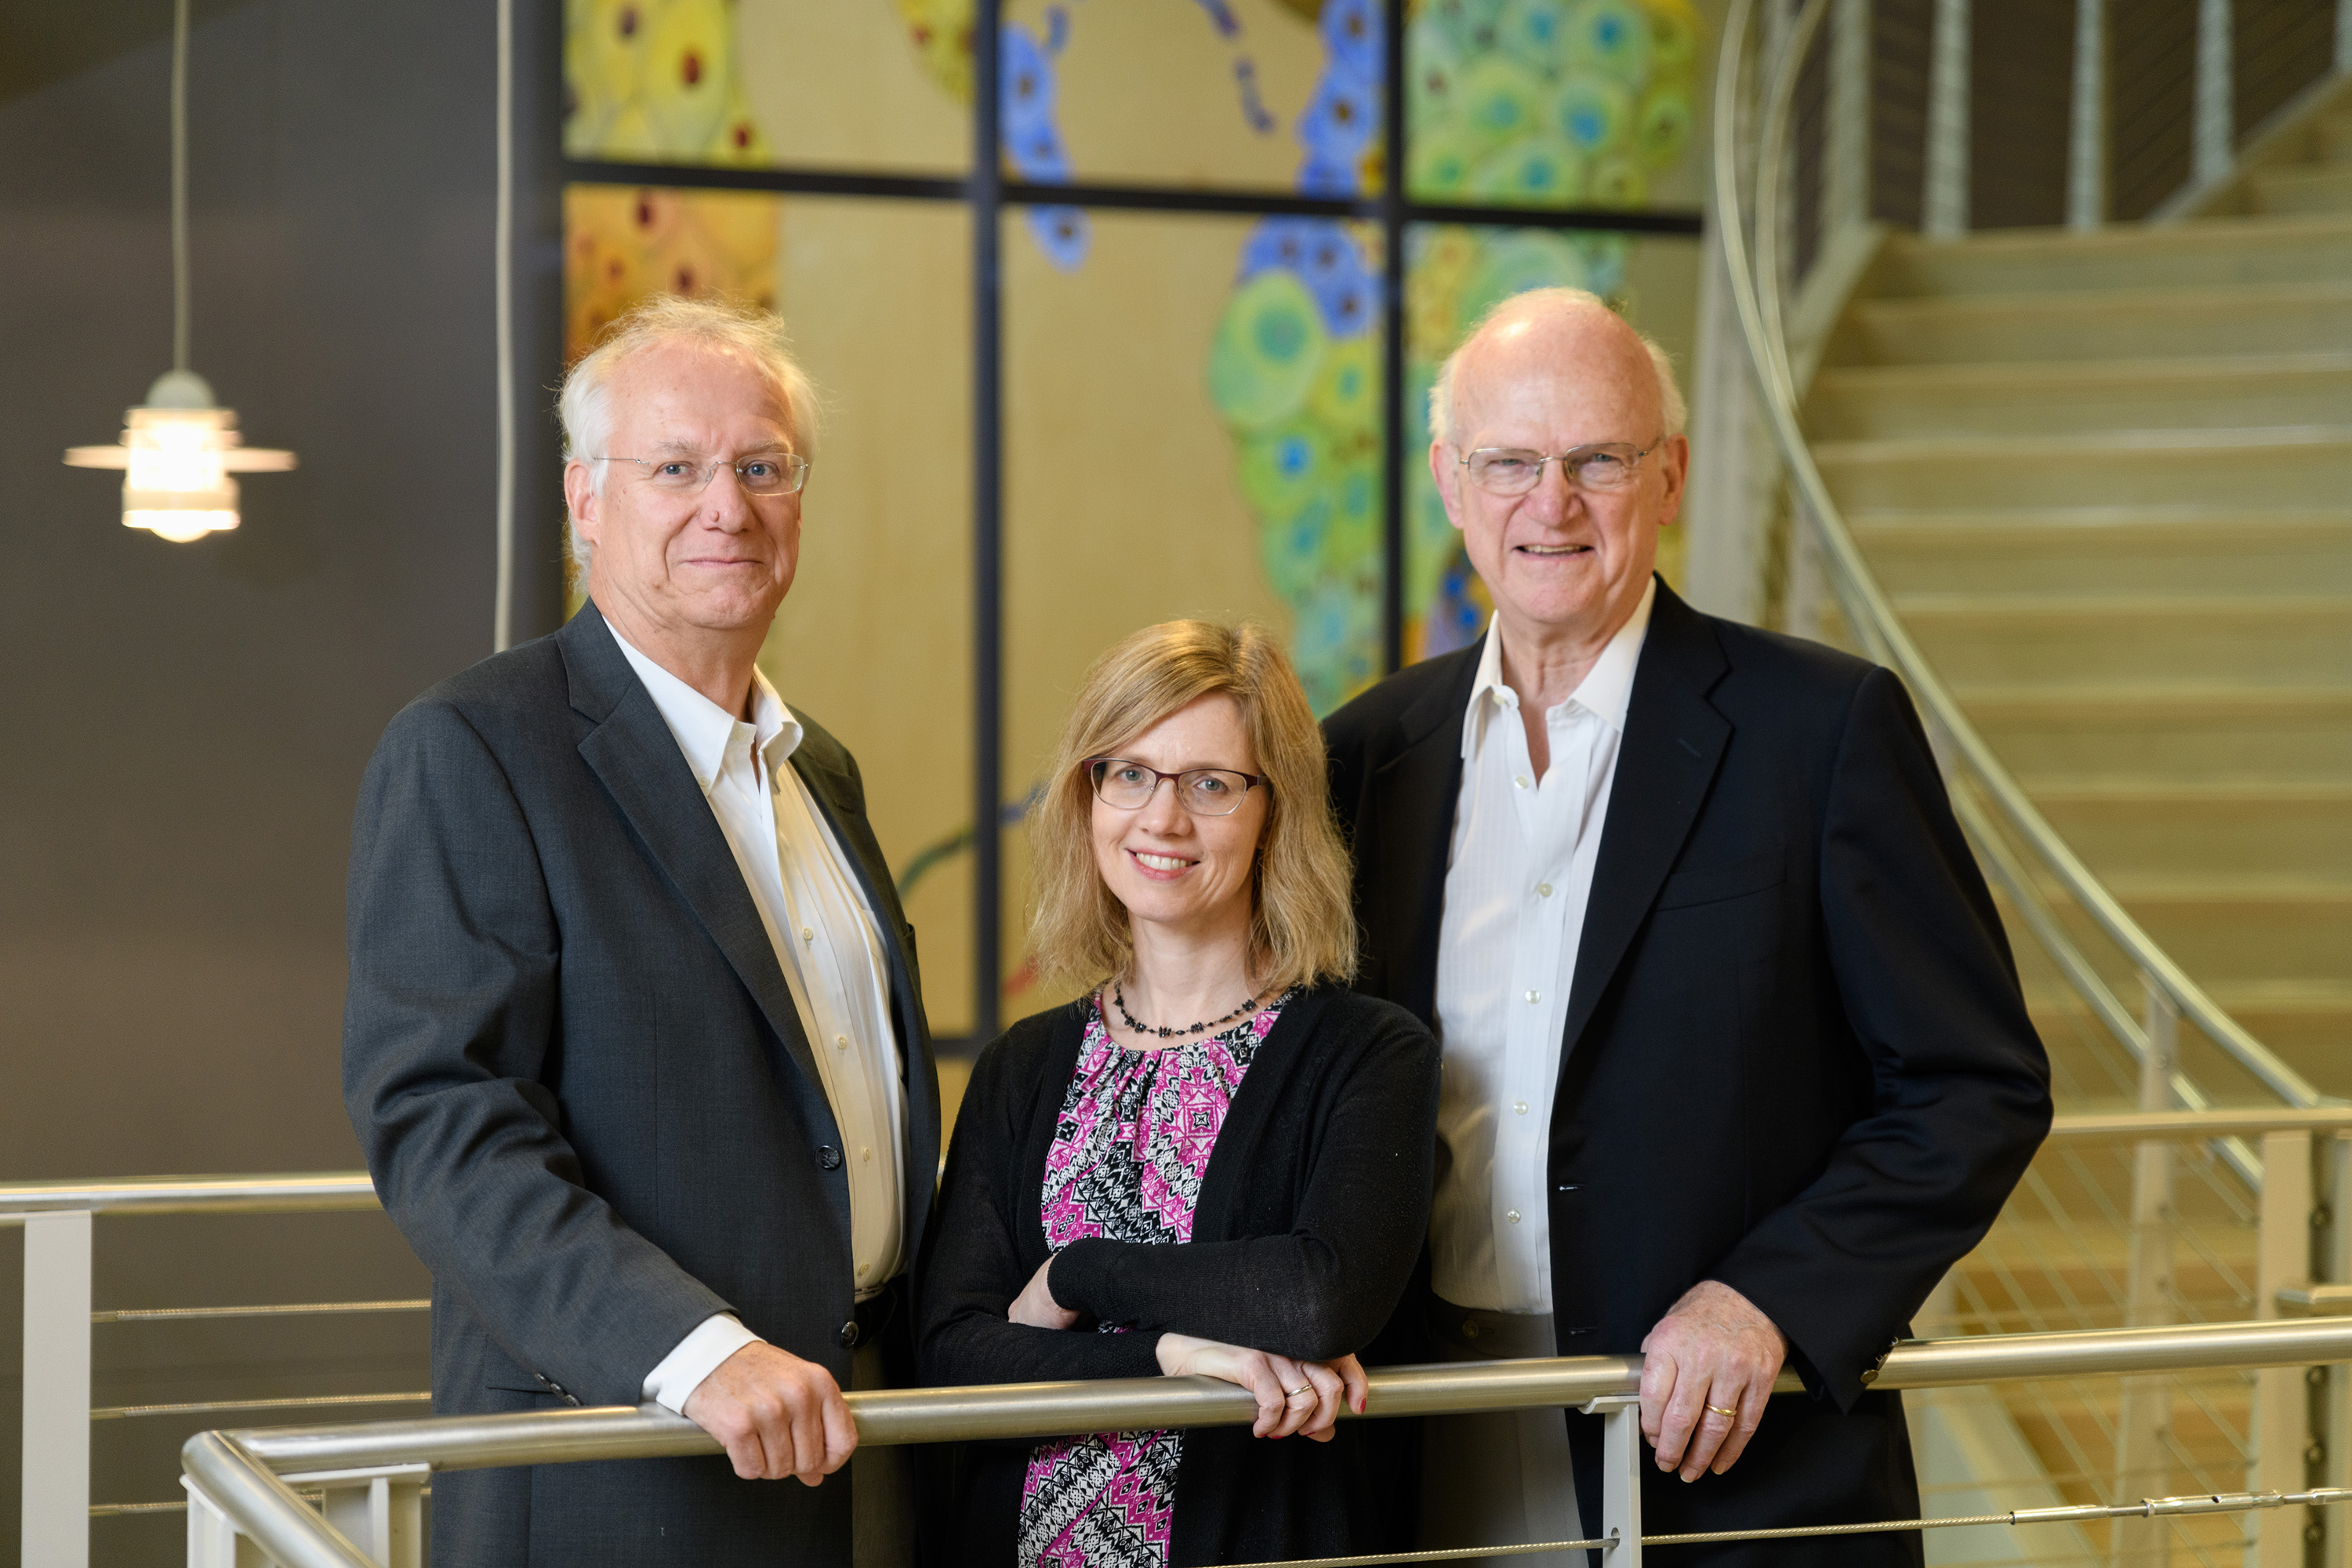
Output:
[1704,1403,1740,1417]
[1287,1384,1314,1398]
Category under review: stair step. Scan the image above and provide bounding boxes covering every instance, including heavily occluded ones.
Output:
[1836,281,2352,366]
[1898,593,2352,685]
[2250,163,2352,217]
[1958,685,2352,779]
[1864,214,2352,299]
[1807,352,2352,439]
[1853,509,2352,595]
[2087,880,2351,983]
[1815,426,2352,510]
[2026,783,2352,880]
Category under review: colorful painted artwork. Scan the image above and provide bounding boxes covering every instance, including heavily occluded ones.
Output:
[564,0,774,164]
[562,2,783,366]
[1406,0,1698,209]
[564,185,782,365]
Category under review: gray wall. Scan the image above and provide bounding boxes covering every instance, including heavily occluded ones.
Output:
[0,1,563,1555]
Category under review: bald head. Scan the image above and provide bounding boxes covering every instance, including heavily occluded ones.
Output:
[1425,285,1690,678]
[1428,288,1685,452]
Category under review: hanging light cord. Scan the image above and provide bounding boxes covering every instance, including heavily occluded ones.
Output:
[492,0,517,652]
[170,0,191,373]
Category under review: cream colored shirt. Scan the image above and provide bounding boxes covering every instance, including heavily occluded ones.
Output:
[1429,580,1653,1312]
[608,624,906,1411]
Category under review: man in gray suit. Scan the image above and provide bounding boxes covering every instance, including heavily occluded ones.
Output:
[344,296,938,1566]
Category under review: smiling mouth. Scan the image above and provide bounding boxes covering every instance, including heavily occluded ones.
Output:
[1518,543,1593,557]
[1131,851,1196,873]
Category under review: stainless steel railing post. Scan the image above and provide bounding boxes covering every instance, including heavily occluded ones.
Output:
[2112,978,2182,1566]
[1586,1394,1644,1564]
[22,1207,93,1568]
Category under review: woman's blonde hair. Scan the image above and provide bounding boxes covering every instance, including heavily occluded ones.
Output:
[1029,621,1357,997]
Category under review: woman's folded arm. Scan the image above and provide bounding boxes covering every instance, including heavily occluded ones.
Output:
[1047,1014,1439,1361]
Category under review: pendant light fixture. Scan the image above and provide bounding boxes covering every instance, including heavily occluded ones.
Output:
[63,0,293,542]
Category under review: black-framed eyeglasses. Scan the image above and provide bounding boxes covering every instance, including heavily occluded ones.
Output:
[593,452,810,496]
[1459,439,1661,496]
[1085,757,1268,817]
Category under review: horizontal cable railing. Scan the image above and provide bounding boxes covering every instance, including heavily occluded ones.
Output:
[1712,0,2324,1115]
[1,1171,421,1559]
[182,1318,2352,1568]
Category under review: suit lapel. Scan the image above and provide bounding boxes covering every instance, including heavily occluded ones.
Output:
[1558,583,1733,1058]
[560,604,827,1096]
[1369,641,1484,1026]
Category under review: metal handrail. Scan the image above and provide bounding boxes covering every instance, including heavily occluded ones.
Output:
[2046,1109,2352,1141]
[185,1318,2352,1566]
[0,1172,377,1216]
[1709,0,2322,1112]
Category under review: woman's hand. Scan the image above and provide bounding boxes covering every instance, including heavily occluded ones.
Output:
[1009,1255,1080,1330]
[1154,1333,1368,1441]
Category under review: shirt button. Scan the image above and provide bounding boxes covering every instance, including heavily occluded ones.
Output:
[1537,883,1553,898]
[1513,775,1531,789]
[836,1034,849,1051]
[1526,989,1541,1004]
[1506,1210,1522,1224]
[1514,1101,1529,1115]
[801,926,815,942]
[856,1262,869,1276]
[861,1147,872,1163]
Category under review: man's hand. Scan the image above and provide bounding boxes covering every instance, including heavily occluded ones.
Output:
[1638,1280,1788,1481]
[1155,1332,1368,1442]
[1009,1255,1080,1330]
[681,1341,857,1484]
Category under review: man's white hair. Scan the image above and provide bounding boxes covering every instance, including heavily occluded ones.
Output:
[559,295,819,581]
[1426,286,1686,450]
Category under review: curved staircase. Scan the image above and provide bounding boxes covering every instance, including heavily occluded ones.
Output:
[1796,83,2352,1563]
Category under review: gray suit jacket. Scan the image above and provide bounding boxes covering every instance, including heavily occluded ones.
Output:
[343,600,939,1566]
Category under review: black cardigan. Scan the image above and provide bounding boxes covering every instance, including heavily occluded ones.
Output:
[915,983,1440,1566]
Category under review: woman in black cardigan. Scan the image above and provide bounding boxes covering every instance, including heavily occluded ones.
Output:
[916,621,1439,1568]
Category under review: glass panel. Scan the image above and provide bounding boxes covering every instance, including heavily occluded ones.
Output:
[562,186,977,1037]
[1402,223,1703,662]
[1002,208,1385,1014]
[1404,0,1709,210]
[1005,0,1384,193]
[565,0,971,173]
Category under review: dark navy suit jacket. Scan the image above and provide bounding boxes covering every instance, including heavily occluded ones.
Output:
[344,600,938,1566]
[1324,579,2051,1563]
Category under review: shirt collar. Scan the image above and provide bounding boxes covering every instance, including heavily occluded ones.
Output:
[1463,576,1657,760]
[606,620,804,793]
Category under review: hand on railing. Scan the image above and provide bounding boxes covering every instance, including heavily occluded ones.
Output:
[1638,1279,1789,1482]
[681,1341,856,1484]
[1154,1334,1367,1442]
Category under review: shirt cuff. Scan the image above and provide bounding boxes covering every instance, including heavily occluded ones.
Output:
[641,1313,763,1414]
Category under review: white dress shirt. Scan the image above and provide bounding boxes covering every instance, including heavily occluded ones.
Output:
[608,625,907,1411]
[1429,579,1654,1313]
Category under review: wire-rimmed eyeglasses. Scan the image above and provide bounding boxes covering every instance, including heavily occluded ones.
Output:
[1085,757,1269,817]
[1458,439,1661,496]
[593,452,810,497]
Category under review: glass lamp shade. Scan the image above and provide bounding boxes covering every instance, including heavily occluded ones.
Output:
[63,371,296,542]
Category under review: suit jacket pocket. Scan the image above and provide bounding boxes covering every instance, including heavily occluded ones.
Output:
[1656,848,1785,911]
[480,1336,571,1399]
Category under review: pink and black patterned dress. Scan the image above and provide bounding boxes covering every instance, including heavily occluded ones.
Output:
[1015,988,1296,1568]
